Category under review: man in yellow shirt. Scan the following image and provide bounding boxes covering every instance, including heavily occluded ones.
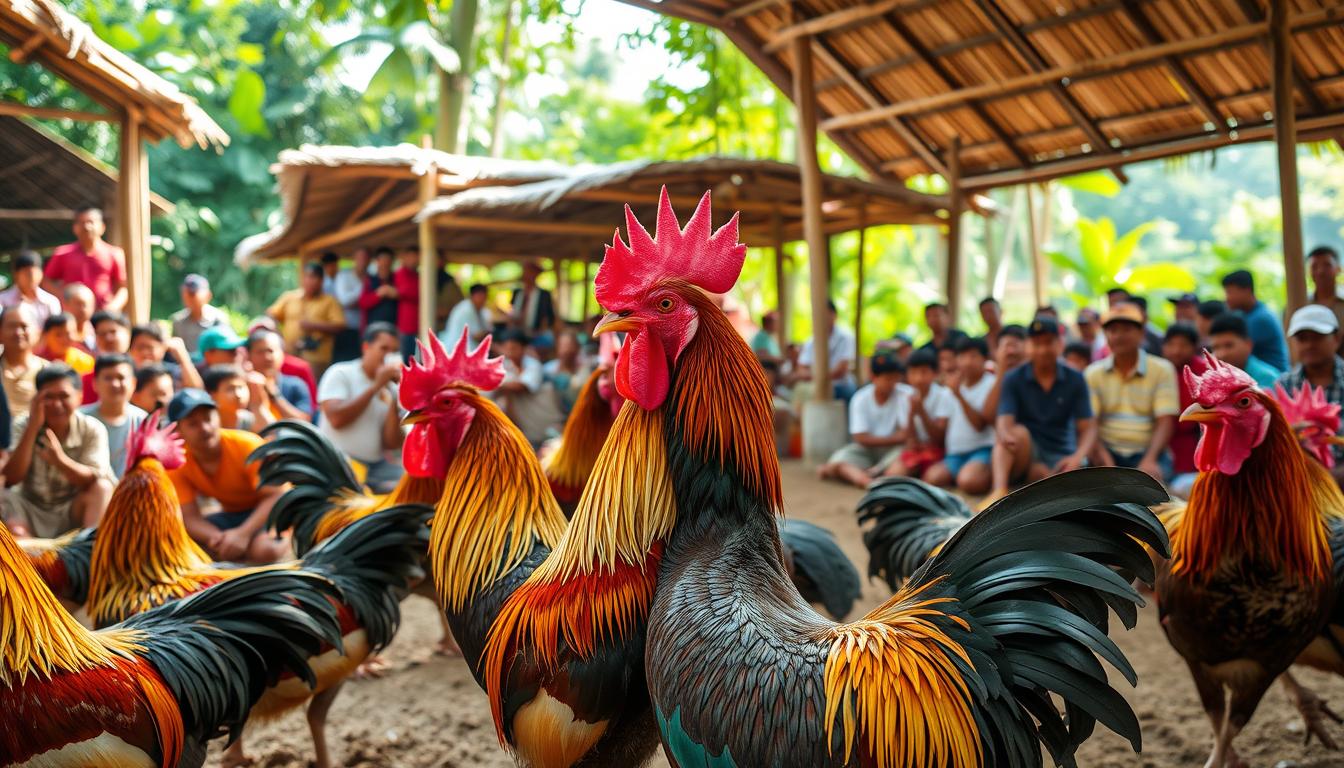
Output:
[266,262,346,376]
[1084,302,1179,482]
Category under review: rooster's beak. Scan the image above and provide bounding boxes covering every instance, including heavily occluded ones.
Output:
[402,409,428,426]
[595,312,642,335]
[1180,403,1220,423]
[1328,435,1344,446]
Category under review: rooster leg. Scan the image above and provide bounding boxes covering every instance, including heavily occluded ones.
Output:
[1206,672,1274,768]
[220,735,253,768]
[307,681,344,768]
[1281,671,1342,749]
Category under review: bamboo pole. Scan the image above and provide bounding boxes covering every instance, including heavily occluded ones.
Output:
[853,202,867,385]
[1272,0,1307,316]
[1026,185,1046,308]
[118,110,150,323]
[945,137,964,320]
[417,136,438,343]
[792,35,832,403]
[582,256,592,324]
[555,257,569,323]
[772,210,789,351]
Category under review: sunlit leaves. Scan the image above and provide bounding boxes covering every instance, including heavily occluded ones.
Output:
[228,67,270,137]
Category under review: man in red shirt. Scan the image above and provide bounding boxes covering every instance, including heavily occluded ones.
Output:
[45,208,128,313]
[391,246,421,361]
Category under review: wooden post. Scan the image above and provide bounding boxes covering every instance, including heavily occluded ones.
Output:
[417,137,438,343]
[1026,184,1047,308]
[556,258,569,323]
[792,35,832,403]
[1272,0,1307,315]
[853,202,867,385]
[945,136,964,321]
[582,255,592,324]
[118,111,150,323]
[772,210,789,351]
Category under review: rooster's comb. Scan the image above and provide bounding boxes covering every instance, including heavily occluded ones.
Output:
[1183,350,1257,405]
[125,411,185,472]
[594,187,747,308]
[400,329,506,411]
[1273,381,1341,433]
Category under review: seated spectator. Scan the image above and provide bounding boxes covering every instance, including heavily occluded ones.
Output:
[761,359,792,457]
[1278,304,1344,479]
[994,324,1028,372]
[1085,303,1179,482]
[874,333,914,366]
[819,351,910,488]
[82,310,132,404]
[131,364,174,415]
[1309,245,1344,356]
[1209,313,1282,386]
[919,302,957,355]
[37,313,94,375]
[897,349,953,479]
[442,282,493,348]
[925,336,996,494]
[1063,341,1092,372]
[978,297,1002,350]
[493,330,562,447]
[751,311,783,365]
[1075,308,1104,360]
[936,338,961,384]
[203,364,272,433]
[1106,287,1130,309]
[167,389,287,563]
[543,330,592,414]
[1169,292,1200,326]
[80,354,146,479]
[1035,304,1061,323]
[1162,323,1205,498]
[2,364,113,537]
[1195,300,1226,346]
[247,317,318,406]
[987,317,1096,505]
[795,300,857,401]
[62,284,95,351]
[1128,296,1165,355]
[318,323,404,492]
[1223,269,1289,372]
[245,330,314,421]
[196,325,247,368]
[129,322,203,390]
[0,305,45,417]
[0,251,61,327]
[170,274,226,355]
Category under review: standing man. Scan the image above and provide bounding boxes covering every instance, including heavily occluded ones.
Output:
[0,306,45,418]
[169,274,226,355]
[1162,323,1204,498]
[325,249,368,364]
[436,250,464,329]
[0,251,62,327]
[1084,303,1179,481]
[1208,313,1282,387]
[442,283,493,347]
[795,300,857,402]
[1074,308,1104,361]
[509,260,556,349]
[978,298,1002,350]
[1168,292,1200,327]
[1277,304,1344,478]
[1222,269,1289,372]
[44,207,127,313]
[987,317,1096,506]
[392,246,422,361]
[1308,245,1344,356]
[918,302,954,355]
[317,323,405,493]
[80,353,146,479]
[267,262,346,376]
[1195,300,1225,347]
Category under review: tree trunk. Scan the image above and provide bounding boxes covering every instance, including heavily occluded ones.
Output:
[488,0,515,158]
[436,0,480,152]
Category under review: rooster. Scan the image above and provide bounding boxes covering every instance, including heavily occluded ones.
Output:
[856,476,972,591]
[542,333,624,515]
[0,517,344,767]
[81,415,430,768]
[548,189,1170,767]
[1154,356,1342,768]
[19,526,95,609]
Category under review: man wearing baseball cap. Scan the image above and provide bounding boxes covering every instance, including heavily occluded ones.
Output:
[986,316,1097,507]
[195,325,247,367]
[170,274,226,356]
[1278,304,1344,475]
[1084,303,1179,482]
[1167,292,1200,326]
[167,388,288,564]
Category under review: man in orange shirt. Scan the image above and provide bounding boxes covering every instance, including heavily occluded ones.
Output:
[167,388,288,564]
[45,207,128,313]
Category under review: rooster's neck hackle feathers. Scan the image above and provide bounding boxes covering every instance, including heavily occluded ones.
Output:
[543,367,618,496]
[430,390,566,613]
[1174,395,1336,584]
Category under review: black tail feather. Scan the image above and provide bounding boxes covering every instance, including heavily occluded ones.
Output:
[856,477,972,591]
[251,420,365,555]
[778,519,861,621]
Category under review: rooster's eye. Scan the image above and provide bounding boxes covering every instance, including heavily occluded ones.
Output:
[1236,396,1252,409]
[657,298,675,313]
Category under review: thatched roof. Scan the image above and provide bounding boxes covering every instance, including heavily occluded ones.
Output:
[412,157,950,261]
[234,144,571,264]
[0,0,228,148]
[0,115,171,253]
[620,0,1344,189]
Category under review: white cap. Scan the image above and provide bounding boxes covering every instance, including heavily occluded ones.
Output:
[1287,303,1340,337]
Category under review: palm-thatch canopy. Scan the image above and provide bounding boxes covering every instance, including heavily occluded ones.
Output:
[234,144,571,265]
[0,115,171,253]
[0,0,228,149]
[619,0,1344,190]
[412,157,950,262]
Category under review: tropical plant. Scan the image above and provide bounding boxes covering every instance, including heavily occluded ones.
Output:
[1047,216,1195,309]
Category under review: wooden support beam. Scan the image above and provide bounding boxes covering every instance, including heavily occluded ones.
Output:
[945,138,964,321]
[1272,0,1306,317]
[418,137,438,343]
[763,1,905,54]
[118,113,151,323]
[1118,0,1226,133]
[342,178,400,229]
[793,36,832,403]
[582,257,592,322]
[615,0,723,26]
[0,208,76,219]
[431,216,613,237]
[820,6,1343,132]
[726,0,789,20]
[296,201,421,256]
[1234,0,1329,115]
[853,203,867,385]
[0,100,115,124]
[1026,184,1047,308]
[772,211,789,351]
[7,31,46,63]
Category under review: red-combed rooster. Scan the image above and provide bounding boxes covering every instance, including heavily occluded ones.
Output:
[542,333,624,514]
[19,526,95,609]
[1153,357,1343,768]
[0,518,344,767]
[81,415,430,768]
[556,189,1170,767]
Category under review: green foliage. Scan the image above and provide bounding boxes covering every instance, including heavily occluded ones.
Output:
[1047,217,1194,310]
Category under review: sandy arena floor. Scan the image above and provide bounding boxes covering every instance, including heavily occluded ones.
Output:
[215,460,1344,767]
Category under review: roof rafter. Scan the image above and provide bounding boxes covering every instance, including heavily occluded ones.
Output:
[1117,0,1227,133]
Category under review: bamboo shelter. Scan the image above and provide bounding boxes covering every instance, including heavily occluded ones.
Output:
[0,0,229,321]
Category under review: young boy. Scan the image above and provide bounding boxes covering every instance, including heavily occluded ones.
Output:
[898,348,954,479]
[1063,341,1093,373]
[819,351,910,488]
[203,364,272,433]
[131,364,174,415]
[924,336,996,494]
[80,353,146,478]
[38,313,94,375]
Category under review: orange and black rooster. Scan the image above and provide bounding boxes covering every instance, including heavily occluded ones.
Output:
[1154,357,1343,768]
[18,526,95,609]
[81,415,430,768]
[0,517,344,767]
[498,189,1171,768]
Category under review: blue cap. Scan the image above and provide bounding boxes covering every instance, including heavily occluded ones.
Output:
[167,388,217,423]
[197,325,245,353]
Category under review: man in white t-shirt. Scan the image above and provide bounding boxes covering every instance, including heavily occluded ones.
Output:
[924,336,996,494]
[795,300,857,401]
[316,322,404,492]
[441,283,493,347]
[819,351,910,488]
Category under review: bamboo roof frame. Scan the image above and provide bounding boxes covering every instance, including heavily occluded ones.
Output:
[618,0,1344,190]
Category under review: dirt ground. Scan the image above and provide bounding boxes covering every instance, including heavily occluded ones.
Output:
[219,460,1344,768]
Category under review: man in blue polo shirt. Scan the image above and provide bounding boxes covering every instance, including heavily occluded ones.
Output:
[985,317,1097,507]
[1222,269,1288,372]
